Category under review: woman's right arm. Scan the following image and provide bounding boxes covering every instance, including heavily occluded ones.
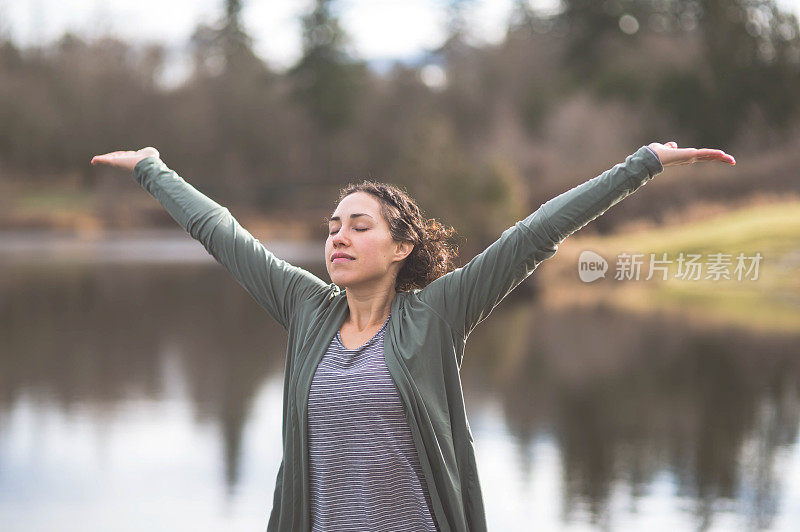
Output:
[132,156,330,330]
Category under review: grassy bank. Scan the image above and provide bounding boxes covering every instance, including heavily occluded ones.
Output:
[539,199,800,334]
[1,183,320,240]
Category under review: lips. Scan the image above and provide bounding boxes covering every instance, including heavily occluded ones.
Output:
[331,252,355,262]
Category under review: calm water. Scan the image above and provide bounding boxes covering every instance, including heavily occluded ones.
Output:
[1,239,799,531]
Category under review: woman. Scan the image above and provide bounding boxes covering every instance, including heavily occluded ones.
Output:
[90,143,735,531]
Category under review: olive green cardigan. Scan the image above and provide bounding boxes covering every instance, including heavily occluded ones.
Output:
[132,145,663,531]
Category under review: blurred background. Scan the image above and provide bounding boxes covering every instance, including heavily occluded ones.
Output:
[1,0,799,530]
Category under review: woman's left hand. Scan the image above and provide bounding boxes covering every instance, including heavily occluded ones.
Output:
[648,141,736,167]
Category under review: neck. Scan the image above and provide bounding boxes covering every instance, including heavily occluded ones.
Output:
[342,284,395,332]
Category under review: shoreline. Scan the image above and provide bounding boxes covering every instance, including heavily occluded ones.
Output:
[0,228,323,265]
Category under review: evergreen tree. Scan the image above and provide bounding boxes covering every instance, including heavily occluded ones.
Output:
[189,0,264,78]
[654,0,800,146]
[288,0,366,133]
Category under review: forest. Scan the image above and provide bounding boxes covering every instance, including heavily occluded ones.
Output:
[1,0,799,256]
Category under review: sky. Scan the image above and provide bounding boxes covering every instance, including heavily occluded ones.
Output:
[2,0,800,86]
[0,1,556,66]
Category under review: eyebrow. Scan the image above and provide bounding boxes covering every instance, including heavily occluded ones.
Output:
[328,213,374,223]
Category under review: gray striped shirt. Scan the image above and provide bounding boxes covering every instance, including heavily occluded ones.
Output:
[307,313,439,531]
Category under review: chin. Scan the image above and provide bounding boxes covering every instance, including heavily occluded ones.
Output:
[329,272,351,287]
[331,272,367,290]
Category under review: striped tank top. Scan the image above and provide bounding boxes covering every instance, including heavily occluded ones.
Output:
[307,313,439,531]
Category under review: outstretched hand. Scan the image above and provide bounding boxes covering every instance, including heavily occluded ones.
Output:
[648,141,736,167]
[90,147,160,172]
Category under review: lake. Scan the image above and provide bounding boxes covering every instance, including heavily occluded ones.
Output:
[1,232,798,531]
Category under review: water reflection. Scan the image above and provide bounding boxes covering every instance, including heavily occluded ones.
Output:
[1,262,798,530]
[469,299,800,525]
[0,263,285,493]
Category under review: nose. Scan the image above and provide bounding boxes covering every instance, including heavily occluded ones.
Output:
[331,228,351,249]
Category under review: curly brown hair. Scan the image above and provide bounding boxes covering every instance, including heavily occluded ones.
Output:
[324,179,460,292]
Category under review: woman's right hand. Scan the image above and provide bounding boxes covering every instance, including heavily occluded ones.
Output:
[90,146,160,172]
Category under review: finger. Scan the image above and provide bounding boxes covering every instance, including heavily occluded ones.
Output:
[674,147,699,158]
[697,151,736,164]
[91,152,130,165]
[103,151,134,159]
[716,155,737,164]
[91,151,134,164]
[696,153,727,160]
[697,149,735,162]
[696,148,727,156]
[91,154,117,164]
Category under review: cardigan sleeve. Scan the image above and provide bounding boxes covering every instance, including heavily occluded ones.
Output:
[417,145,664,341]
[132,156,329,330]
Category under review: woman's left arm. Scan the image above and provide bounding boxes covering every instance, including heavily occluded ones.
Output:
[539,142,734,240]
[417,142,735,344]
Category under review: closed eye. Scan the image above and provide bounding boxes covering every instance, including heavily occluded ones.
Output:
[329,228,368,235]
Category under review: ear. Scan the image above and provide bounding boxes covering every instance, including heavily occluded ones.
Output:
[394,240,414,263]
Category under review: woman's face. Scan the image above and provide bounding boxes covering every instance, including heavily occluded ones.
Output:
[325,192,412,290]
